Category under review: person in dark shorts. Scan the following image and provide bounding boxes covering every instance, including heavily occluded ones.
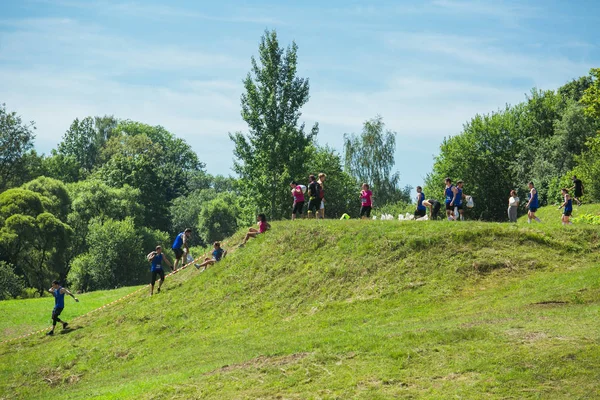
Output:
[359,183,373,219]
[559,188,573,226]
[196,241,227,272]
[455,180,466,221]
[423,199,441,220]
[46,280,78,336]
[307,174,321,219]
[172,228,192,271]
[148,246,173,296]
[526,181,541,223]
[414,186,427,218]
[571,176,584,206]
[444,178,459,221]
[290,181,305,220]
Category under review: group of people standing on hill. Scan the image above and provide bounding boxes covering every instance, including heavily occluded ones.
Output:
[290,173,327,220]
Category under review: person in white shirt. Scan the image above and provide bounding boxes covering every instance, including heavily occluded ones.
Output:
[508,190,519,223]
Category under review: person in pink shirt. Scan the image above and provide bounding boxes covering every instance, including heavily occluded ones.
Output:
[359,183,373,219]
[241,214,271,246]
[290,181,305,220]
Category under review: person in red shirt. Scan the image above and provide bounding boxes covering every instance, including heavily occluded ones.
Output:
[359,183,373,219]
[241,214,271,246]
[289,181,305,220]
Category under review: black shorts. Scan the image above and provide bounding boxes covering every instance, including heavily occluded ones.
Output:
[414,209,426,217]
[307,198,319,213]
[292,201,304,215]
[173,248,183,260]
[528,207,538,213]
[151,268,165,284]
[52,307,64,320]
[563,210,572,217]
[574,190,583,198]
[445,203,453,211]
[360,206,372,217]
[455,204,463,211]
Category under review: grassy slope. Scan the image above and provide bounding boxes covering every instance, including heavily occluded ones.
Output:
[1,207,600,399]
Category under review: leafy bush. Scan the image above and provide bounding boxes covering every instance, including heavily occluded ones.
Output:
[0,262,25,300]
[197,193,240,244]
[571,213,600,225]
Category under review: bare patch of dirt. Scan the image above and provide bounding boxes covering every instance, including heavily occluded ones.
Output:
[205,352,311,376]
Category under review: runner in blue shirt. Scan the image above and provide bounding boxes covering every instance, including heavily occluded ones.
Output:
[444,178,459,221]
[46,280,79,336]
[526,181,542,223]
[414,186,427,218]
[455,180,467,221]
[148,246,173,296]
[172,228,192,271]
[559,188,573,226]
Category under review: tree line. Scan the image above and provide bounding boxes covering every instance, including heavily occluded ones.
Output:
[0,30,410,298]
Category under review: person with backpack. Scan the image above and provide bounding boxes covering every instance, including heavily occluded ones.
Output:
[46,280,79,336]
[307,174,321,219]
[317,173,327,219]
[147,245,173,296]
[290,181,305,220]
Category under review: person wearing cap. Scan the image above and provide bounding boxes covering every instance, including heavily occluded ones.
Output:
[172,228,192,271]
[570,176,584,206]
[46,280,78,336]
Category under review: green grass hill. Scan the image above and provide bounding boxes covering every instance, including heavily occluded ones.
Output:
[1,206,600,399]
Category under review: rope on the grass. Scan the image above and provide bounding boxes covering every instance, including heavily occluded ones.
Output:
[0,252,208,346]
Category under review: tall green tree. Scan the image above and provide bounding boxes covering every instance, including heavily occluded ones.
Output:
[230,29,318,219]
[0,103,36,191]
[581,68,600,119]
[344,116,410,207]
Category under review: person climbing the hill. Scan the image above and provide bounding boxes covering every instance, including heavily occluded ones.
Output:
[46,280,79,336]
[571,176,584,206]
[414,186,427,218]
[508,189,519,223]
[444,178,458,221]
[526,181,542,223]
[148,246,173,296]
[241,214,271,246]
[359,183,373,219]
[307,174,321,219]
[317,173,327,219]
[172,228,192,271]
[290,181,305,220]
[196,241,227,272]
[422,198,441,220]
[455,180,466,221]
[559,188,573,226]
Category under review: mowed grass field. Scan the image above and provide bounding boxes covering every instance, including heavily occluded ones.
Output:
[1,206,600,399]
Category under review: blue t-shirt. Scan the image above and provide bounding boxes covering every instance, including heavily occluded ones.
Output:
[212,248,225,262]
[445,185,455,204]
[172,232,184,250]
[417,192,426,211]
[151,253,164,272]
[53,287,65,308]
[565,198,573,212]
[455,188,463,206]
[529,190,539,208]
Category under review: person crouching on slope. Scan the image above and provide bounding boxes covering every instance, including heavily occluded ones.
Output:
[559,188,573,226]
[196,241,227,272]
[241,214,271,246]
[290,181,305,220]
[47,280,79,336]
[148,246,173,296]
[359,183,373,219]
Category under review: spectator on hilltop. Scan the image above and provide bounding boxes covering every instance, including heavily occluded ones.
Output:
[317,173,327,219]
[359,183,373,219]
[571,176,584,206]
[290,181,305,221]
[508,190,519,223]
[307,174,321,219]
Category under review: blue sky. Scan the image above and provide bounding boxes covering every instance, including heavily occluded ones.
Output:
[1,0,599,191]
